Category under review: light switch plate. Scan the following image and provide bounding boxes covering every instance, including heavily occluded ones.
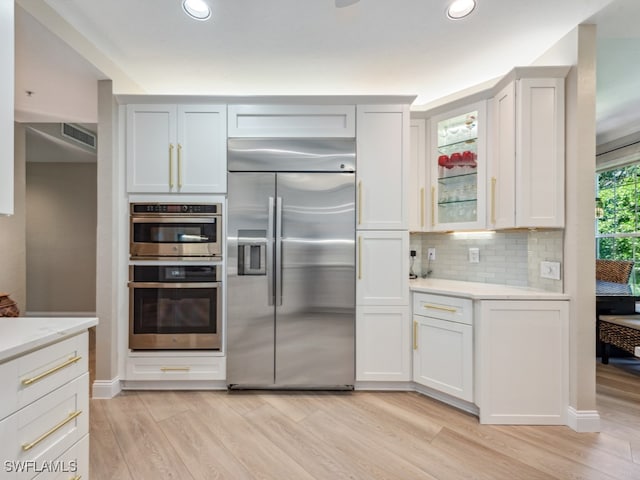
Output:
[428,248,436,260]
[540,261,561,280]
[469,247,480,263]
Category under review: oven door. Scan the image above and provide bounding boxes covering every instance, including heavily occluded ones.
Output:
[129,281,222,349]
[130,216,221,259]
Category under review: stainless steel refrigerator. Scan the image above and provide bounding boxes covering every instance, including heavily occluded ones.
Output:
[226,138,356,389]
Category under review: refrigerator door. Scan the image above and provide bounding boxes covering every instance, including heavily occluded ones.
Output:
[275,173,355,386]
[227,172,276,386]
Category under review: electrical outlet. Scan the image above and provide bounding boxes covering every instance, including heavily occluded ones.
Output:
[469,247,480,263]
[427,248,436,260]
[540,261,561,280]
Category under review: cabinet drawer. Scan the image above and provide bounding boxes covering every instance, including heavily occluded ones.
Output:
[0,333,88,421]
[126,355,226,381]
[0,373,89,480]
[413,293,472,325]
[32,434,88,480]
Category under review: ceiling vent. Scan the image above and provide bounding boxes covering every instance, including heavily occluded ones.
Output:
[61,123,96,150]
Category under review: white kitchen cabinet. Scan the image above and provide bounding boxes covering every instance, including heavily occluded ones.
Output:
[428,101,487,231]
[476,300,568,424]
[488,76,565,229]
[356,230,409,306]
[1,326,92,480]
[126,104,227,193]
[356,305,411,382]
[412,292,473,402]
[409,118,428,231]
[228,105,355,137]
[0,0,13,215]
[125,352,226,381]
[356,105,409,230]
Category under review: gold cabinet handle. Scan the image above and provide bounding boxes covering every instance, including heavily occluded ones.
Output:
[177,143,183,188]
[358,181,363,225]
[491,176,497,224]
[358,236,362,280]
[22,411,82,451]
[413,321,418,350]
[420,187,425,228]
[169,143,175,189]
[21,356,82,386]
[69,476,82,480]
[160,366,191,372]
[423,303,457,313]
[431,186,436,227]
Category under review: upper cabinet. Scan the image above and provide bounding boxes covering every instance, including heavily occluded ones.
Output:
[357,105,409,230]
[429,101,487,231]
[0,0,14,215]
[228,105,355,137]
[126,104,227,193]
[488,75,565,229]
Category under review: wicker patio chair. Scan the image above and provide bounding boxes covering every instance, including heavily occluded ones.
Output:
[596,259,634,284]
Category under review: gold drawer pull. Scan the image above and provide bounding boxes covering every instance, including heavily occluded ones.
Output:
[160,366,191,372]
[177,143,183,188]
[413,321,418,350]
[22,411,82,451]
[22,356,82,386]
[169,143,175,189]
[69,476,82,480]
[423,303,457,313]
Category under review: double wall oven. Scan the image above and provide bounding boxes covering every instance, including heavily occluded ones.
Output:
[128,203,223,350]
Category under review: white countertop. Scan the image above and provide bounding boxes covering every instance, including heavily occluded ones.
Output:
[0,317,98,363]
[410,278,569,300]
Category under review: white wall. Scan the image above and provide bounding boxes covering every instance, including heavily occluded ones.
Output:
[26,162,96,313]
[0,125,26,312]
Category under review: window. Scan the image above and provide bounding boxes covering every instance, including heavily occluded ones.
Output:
[596,163,640,291]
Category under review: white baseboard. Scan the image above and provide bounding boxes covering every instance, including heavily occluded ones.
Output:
[354,381,414,391]
[92,377,122,399]
[121,380,228,390]
[567,407,601,432]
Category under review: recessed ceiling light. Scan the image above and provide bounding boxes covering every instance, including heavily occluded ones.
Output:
[182,0,211,21]
[446,0,476,20]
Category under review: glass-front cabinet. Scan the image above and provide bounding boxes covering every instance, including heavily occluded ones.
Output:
[429,101,487,231]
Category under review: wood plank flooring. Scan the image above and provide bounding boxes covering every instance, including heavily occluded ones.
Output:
[89,357,640,480]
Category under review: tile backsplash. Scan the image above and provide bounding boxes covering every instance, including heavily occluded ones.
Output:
[410,230,563,292]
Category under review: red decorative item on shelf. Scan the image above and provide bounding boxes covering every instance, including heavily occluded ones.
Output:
[0,293,19,317]
[450,152,462,165]
[438,154,449,167]
[462,150,474,162]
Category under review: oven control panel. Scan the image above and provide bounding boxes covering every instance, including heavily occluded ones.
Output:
[131,203,221,215]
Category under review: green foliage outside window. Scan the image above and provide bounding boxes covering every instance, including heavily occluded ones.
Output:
[597,164,640,290]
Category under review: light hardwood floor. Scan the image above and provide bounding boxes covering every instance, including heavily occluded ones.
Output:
[89,358,640,480]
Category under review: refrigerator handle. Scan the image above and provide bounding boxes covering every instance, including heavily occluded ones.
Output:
[275,196,283,306]
[267,197,275,306]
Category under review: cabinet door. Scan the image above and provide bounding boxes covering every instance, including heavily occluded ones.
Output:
[356,305,411,382]
[413,315,473,402]
[126,104,177,193]
[177,105,227,193]
[357,105,409,230]
[409,119,427,231]
[476,300,568,424]
[516,78,565,228]
[357,230,409,306]
[429,101,487,231]
[488,81,516,229]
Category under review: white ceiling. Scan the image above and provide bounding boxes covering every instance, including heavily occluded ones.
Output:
[13,0,640,146]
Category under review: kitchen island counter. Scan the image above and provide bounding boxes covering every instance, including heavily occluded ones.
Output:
[0,316,98,363]
[410,278,568,300]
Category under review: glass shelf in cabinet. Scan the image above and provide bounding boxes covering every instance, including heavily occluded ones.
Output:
[437,199,477,206]
[437,171,477,182]
[437,137,477,151]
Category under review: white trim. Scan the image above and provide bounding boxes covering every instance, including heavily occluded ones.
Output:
[92,377,122,399]
[567,407,601,432]
[354,381,414,391]
[121,380,228,390]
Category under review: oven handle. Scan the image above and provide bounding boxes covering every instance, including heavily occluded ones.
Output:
[131,216,218,223]
[128,282,221,289]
